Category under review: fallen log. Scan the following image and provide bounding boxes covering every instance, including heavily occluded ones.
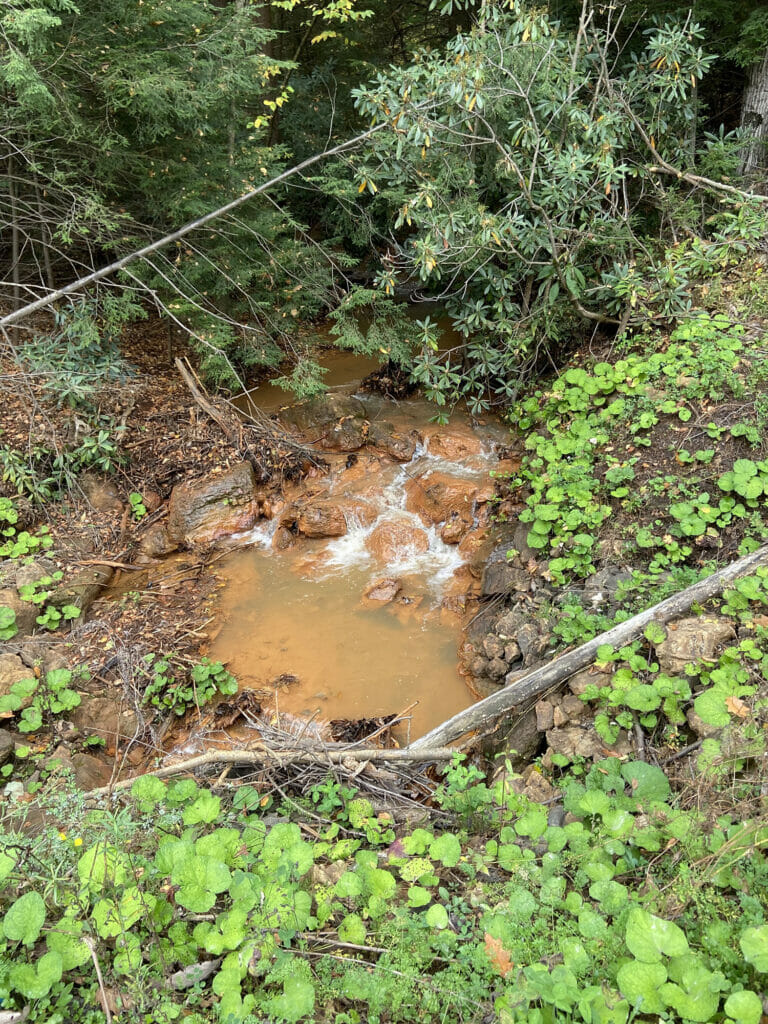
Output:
[411,541,768,751]
[87,745,457,798]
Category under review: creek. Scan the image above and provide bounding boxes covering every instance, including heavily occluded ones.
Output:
[206,350,510,739]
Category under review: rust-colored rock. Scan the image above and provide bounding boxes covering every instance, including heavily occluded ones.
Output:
[441,513,472,544]
[272,526,295,551]
[366,520,429,562]
[296,501,347,538]
[425,431,485,460]
[168,462,259,546]
[405,471,479,525]
[362,578,402,605]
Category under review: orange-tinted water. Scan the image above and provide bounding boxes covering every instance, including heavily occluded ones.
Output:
[210,358,507,739]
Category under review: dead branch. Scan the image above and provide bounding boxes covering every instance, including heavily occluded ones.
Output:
[86,744,457,798]
[411,542,768,751]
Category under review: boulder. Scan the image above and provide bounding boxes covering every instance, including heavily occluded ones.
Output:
[405,471,478,525]
[49,565,114,615]
[272,526,295,551]
[70,695,139,747]
[535,699,555,732]
[0,589,37,637]
[369,424,420,462]
[296,501,347,538]
[544,725,632,764]
[656,616,734,674]
[0,654,34,705]
[490,706,542,767]
[279,394,370,451]
[424,431,485,460]
[14,558,57,589]
[362,578,402,605]
[366,520,429,562]
[167,462,259,546]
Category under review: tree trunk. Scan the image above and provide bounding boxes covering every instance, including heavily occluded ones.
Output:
[740,48,768,178]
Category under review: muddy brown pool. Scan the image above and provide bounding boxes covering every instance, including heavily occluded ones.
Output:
[209,374,508,739]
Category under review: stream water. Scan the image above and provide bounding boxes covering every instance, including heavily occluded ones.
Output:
[208,352,509,739]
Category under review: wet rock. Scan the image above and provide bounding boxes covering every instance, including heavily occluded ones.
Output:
[0,589,37,637]
[138,523,177,559]
[79,472,124,514]
[280,393,370,451]
[482,634,505,660]
[656,616,734,674]
[296,501,347,538]
[369,424,420,462]
[441,513,472,545]
[0,729,14,765]
[272,526,295,551]
[362,578,402,605]
[583,568,633,609]
[0,654,34,704]
[70,696,138,747]
[568,666,614,697]
[468,655,489,679]
[481,545,531,596]
[512,521,539,562]
[487,657,507,680]
[458,527,492,558]
[405,471,479,525]
[49,565,113,615]
[168,462,259,546]
[366,520,429,562]
[425,431,485,461]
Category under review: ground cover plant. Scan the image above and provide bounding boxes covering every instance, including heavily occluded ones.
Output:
[1,567,767,1024]
[503,298,768,587]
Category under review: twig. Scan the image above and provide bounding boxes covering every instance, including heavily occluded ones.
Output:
[85,937,114,1024]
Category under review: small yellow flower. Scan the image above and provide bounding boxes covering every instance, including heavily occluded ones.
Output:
[74,838,83,848]
[58,832,67,841]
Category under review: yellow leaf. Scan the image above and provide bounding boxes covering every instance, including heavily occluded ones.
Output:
[467,94,477,112]
[425,195,433,208]
[358,180,367,193]
[605,180,611,195]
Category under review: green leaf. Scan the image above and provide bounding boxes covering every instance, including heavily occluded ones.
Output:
[621,761,670,803]
[617,960,667,1014]
[131,774,166,809]
[724,990,763,1024]
[425,903,449,929]
[4,890,45,945]
[625,908,689,963]
[740,925,768,972]
[338,913,366,944]
[182,789,221,825]
[267,976,315,1023]
[429,833,461,867]
[9,951,62,1000]
[407,885,431,907]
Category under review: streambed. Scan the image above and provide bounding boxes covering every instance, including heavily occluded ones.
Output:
[207,365,510,738]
